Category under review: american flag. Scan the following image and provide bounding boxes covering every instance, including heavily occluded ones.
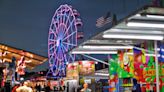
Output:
[96,12,112,28]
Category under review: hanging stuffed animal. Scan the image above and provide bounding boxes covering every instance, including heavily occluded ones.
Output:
[123,53,130,72]
[16,56,26,75]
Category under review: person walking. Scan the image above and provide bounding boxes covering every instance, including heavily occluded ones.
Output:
[80,83,91,92]
[16,81,33,92]
[45,84,51,92]
[12,84,20,92]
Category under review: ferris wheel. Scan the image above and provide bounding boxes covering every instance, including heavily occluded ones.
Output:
[47,4,82,77]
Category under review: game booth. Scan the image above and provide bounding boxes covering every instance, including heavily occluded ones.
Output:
[108,42,164,92]
[65,62,79,92]
[70,6,164,92]
[79,61,96,92]
[0,44,47,91]
[65,60,95,92]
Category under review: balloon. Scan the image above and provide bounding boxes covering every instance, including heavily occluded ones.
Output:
[140,65,144,69]
[146,77,151,82]
[152,76,155,80]
[148,57,155,67]
[145,68,149,71]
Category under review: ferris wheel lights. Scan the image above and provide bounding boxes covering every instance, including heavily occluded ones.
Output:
[75,18,83,26]
[48,4,82,77]
[56,40,60,47]
[73,9,80,16]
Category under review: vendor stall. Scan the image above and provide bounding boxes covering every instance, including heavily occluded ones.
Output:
[71,6,164,92]
[0,44,48,88]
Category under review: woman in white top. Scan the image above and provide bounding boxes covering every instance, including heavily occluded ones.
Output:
[80,83,91,92]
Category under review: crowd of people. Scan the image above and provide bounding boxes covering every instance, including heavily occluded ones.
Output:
[14,82,91,92]
[0,80,92,92]
[11,81,69,92]
[10,81,51,92]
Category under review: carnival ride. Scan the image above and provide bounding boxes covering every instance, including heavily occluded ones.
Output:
[47,4,82,78]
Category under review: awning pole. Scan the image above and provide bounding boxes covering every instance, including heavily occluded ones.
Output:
[81,54,110,66]
[155,40,160,92]
[121,43,155,54]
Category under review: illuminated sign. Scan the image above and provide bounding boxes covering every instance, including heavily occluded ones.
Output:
[79,61,95,76]
[66,62,79,79]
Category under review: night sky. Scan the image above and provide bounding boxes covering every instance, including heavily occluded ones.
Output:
[0,0,151,72]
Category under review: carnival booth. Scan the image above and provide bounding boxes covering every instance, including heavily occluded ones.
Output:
[66,62,79,92]
[65,60,95,92]
[71,6,164,92]
[95,68,109,92]
[79,61,96,92]
[0,44,47,89]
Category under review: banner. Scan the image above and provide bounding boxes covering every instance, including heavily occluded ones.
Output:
[117,50,134,78]
[66,62,79,79]
[79,61,95,76]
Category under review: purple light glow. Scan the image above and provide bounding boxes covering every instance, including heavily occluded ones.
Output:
[47,4,82,78]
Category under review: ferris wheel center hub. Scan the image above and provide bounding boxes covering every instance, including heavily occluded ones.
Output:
[56,39,61,47]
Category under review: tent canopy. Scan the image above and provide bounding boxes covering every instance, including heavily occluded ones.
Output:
[0,44,48,69]
[71,6,164,55]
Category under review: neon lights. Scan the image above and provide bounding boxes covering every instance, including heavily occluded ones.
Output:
[47,4,82,78]
[82,45,133,49]
[103,34,163,40]
[71,50,117,54]
[146,14,164,19]
[127,22,164,29]
[103,28,164,40]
